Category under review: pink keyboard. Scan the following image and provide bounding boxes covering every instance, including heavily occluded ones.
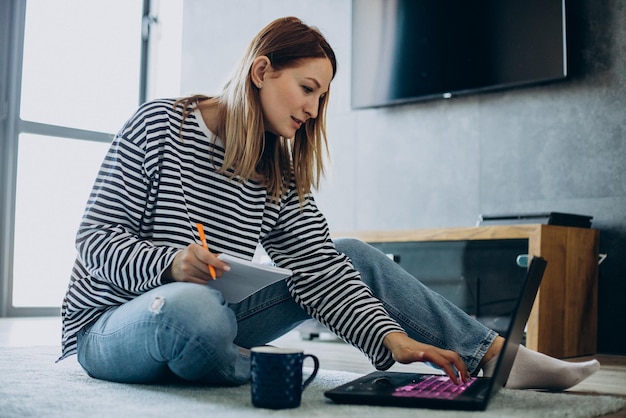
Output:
[392,375,478,399]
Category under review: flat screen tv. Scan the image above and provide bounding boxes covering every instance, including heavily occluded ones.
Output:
[351,0,568,109]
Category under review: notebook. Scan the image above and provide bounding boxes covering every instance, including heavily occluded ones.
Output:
[324,256,547,411]
[208,254,293,303]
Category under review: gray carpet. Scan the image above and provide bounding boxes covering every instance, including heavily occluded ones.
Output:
[1,346,624,418]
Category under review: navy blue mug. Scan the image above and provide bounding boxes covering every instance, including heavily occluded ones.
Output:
[250,346,320,409]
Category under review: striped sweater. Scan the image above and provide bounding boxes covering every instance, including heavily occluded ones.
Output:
[60,98,404,369]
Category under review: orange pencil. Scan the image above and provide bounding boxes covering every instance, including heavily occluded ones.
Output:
[196,223,217,280]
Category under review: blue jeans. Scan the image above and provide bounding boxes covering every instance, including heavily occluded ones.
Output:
[76,238,496,384]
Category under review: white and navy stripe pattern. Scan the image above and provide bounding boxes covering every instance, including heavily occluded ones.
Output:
[60,98,404,369]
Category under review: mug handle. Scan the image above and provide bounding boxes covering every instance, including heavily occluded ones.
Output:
[301,353,320,391]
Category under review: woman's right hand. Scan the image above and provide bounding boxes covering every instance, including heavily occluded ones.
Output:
[162,243,230,284]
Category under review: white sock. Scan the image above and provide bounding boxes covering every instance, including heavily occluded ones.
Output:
[482,345,600,391]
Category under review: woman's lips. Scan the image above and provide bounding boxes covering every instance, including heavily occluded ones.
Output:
[292,116,303,129]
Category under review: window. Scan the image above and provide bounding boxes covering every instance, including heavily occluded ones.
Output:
[13,134,110,307]
[20,0,143,133]
[0,0,183,315]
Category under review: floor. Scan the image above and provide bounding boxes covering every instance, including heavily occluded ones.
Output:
[2,317,625,416]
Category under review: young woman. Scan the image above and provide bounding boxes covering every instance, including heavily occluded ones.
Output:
[60,16,598,389]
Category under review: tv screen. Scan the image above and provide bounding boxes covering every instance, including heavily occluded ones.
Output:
[351,0,567,108]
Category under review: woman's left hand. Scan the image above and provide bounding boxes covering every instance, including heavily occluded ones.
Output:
[383,332,470,384]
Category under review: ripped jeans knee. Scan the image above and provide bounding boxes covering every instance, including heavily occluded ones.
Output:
[76,283,245,384]
[149,296,165,314]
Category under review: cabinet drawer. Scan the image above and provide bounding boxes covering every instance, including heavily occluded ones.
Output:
[369,239,528,334]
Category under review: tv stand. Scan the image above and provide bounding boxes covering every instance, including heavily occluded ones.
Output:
[337,225,599,359]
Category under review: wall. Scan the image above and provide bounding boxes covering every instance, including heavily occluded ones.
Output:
[181,0,626,354]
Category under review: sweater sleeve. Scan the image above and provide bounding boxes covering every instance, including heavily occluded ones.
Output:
[75,103,180,294]
[261,189,405,370]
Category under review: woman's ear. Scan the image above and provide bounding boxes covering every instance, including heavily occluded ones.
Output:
[251,56,271,88]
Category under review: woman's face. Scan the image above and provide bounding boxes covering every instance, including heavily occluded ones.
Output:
[258,57,333,139]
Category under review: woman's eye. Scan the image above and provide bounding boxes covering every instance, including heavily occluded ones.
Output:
[302,86,313,94]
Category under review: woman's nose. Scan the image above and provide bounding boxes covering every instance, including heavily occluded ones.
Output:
[304,97,319,119]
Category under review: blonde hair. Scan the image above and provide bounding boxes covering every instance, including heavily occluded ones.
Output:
[175,17,337,204]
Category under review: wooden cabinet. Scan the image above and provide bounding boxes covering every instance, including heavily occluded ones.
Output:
[337,225,599,359]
